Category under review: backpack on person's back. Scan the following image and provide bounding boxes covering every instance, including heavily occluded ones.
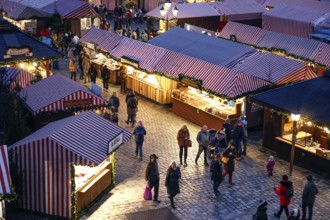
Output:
[285,182,294,198]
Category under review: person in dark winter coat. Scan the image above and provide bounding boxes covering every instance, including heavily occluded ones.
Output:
[266,155,275,176]
[274,175,293,218]
[133,121,146,161]
[222,144,236,185]
[145,154,161,203]
[126,91,138,127]
[90,63,97,83]
[233,120,244,159]
[302,175,318,220]
[177,125,190,166]
[108,92,120,113]
[254,200,268,220]
[211,154,223,197]
[165,161,181,209]
[210,128,228,155]
[223,119,232,143]
[195,125,210,166]
[101,65,110,89]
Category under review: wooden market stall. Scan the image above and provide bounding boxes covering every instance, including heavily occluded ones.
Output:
[2,0,97,37]
[0,18,65,78]
[0,67,34,90]
[19,74,107,127]
[9,112,132,219]
[251,71,330,175]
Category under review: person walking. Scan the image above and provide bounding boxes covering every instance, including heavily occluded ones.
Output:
[78,52,84,80]
[222,144,236,186]
[108,92,120,113]
[253,200,268,220]
[69,56,77,81]
[82,55,91,83]
[101,65,110,90]
[233,120,244,160]
[241,116,248,155]
[195,125,210,166]
[165,161,181,209]
[133,121,146,161]
[211,154,223,197]
[210,128,227,156]
[223,119,232,143]
[145,154,161,203]
[177,125,190,166]
[266,156,275,177]
[126,91,138,127]
[274,175,293,218]
[90,63,97,83]
[302,175,318,220]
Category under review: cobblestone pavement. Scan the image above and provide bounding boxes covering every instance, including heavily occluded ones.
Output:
[7,59,330,220]
[47,60,330,220]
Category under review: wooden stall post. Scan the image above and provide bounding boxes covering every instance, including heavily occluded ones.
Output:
[289,114,300,176]
[41,61,51,77]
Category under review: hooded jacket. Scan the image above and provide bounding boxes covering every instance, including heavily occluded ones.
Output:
[274,180,293,206]
[302,180,318,204]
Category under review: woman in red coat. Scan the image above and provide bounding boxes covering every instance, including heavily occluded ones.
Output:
[177,125,190,166]
[274,175,293,218]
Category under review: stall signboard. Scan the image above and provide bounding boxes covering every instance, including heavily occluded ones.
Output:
[179,74,203,90]
[108,132,123,154]
[121,56,139,69]
[4,47,33,59]
[63,98,93,108]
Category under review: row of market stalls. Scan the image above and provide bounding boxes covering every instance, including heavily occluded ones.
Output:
[0,18,65,88]
[219,21,330,70]
[81,27,315,129]
[145,1,266,32]
[251,71,330,175]
[1,0,97,37]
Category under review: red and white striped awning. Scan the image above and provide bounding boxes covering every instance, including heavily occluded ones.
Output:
[61,2,98,19]
[20,74,106,115]
[0,145,11,194]
[262,5,327,38]
[11,111,132,167]
[232,52,316,84]
[0,67,34,90]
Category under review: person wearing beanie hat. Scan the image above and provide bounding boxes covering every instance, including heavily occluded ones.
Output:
[211,154,223,197]
[145,154,160,203]
[274,175,293,218]
[287,208,300,220]
[210,128,228,156]
[253,200,268,220]
[302,175,318,220]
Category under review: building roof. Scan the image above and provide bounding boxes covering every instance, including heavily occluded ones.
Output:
[2,0,97,20]
[20,74,105,114]
[219,22,330,66]
[0,145,11,194]
[10,112,132,164]
[262,4,329,38]
[0,66,34,89]
[263,0,330,12]
[0,18,64,64]
[148,27,256,67]
[145,3,220,20]
[251,71,330,126]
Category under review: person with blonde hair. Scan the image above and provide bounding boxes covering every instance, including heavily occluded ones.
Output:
[165,161,181,209]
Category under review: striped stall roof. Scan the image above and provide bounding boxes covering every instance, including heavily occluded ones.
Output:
[0,67,34,89]
[262,5,328,38]
[11,111,132,164]
[148,27,257,67]
[10,112,131,218]
[81,28,124,53]
[146,3,220,20]
[263,0,330,12]
[3,0,97,19]
[0,145,11,194]
[232,52,316,84]
[20,74,106,115]
[210,0,266,21]
[312,42,330,66]
[111,38,167,72]
[219,21,267,45]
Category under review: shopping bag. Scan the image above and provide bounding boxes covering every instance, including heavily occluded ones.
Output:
[143,183,152,200]
[221,157,229,164]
